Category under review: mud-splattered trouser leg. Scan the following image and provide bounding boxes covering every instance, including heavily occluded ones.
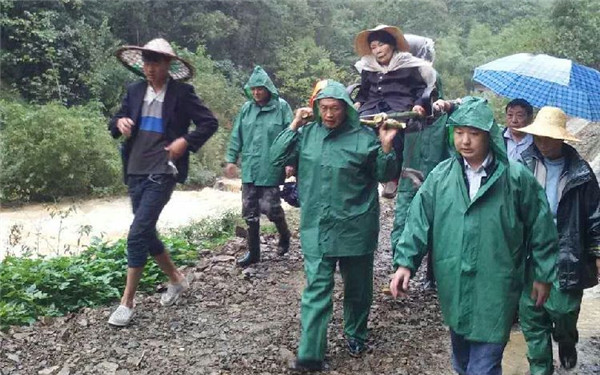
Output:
[519,279,582,375]
[242,183,286,224]
[297,253,374,362]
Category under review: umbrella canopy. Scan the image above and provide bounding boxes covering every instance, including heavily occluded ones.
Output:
[473,53,600,121]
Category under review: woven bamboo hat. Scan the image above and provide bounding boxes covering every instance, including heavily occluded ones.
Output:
[518,106,580,142]
[115,38,194,81]
[354,25,410,56]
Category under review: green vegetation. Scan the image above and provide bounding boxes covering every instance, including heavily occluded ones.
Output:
[1,0,598,203]
[0,212,243,330]
[0,100,123,202]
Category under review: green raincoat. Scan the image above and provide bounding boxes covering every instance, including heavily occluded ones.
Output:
[226,66,293,186]
[270,81,398,257]
[391,112,451,249]
[271,80,398,362]
[393,96,559,344]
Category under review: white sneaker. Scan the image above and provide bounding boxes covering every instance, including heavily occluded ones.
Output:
[160,277,189,306]
[108,305,135,326]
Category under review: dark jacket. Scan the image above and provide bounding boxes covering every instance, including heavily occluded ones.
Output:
[355,67,428,115]
[522,144,600,290]
[109,80,218,183]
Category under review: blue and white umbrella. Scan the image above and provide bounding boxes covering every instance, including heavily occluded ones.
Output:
[473,53,600,121]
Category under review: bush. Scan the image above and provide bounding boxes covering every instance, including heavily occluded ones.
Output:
[0,211,242,330]
[0,99,123,203]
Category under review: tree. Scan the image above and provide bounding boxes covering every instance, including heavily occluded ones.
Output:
[550,0,600,69]
[275,37,351,108]
[0,0,123,106]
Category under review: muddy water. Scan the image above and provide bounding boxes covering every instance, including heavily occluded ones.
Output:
[503,285,600,374]
[0,180,245,259]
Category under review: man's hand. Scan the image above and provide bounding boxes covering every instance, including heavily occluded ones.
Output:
[290,107,313,131]
[596,258,600,278]
[353,102,361,110]
[116,117,134,138]
[412,105,426,117]
[285,165,296,178]
[164,137,188,161]
[224,163,237,178]
[389,267,412,298]
[433,100,452,113]
[379,123,399,154]
[531,281,551,308]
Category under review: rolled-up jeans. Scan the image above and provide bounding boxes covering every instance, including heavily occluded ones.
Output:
[126,174,176,268]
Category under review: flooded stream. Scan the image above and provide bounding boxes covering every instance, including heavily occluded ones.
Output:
[0,180,243,259]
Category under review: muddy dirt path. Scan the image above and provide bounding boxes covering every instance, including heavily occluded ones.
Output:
[2,199,599,375]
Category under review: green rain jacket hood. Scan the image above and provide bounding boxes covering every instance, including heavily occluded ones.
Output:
[393,96,558,344]
[225,66,293,186]
[312,80,360,129]
[244,65,279,102]
[446,96,507,164]
[270,80,398,257]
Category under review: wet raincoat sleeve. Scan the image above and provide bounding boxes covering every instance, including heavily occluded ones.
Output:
[270,127,300,169]
[585,174,600,258]
[518,167,560,283]
[225,104,247,164]
[392,172,436,274]
[371,145,399,182]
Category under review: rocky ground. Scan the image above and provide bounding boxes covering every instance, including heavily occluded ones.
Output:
[2,196,599,374]
[0,201,452,375]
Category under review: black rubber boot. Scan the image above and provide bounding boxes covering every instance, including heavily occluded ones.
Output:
[274,219,291,256]
[559,342,577,369]
[237,222,260,267]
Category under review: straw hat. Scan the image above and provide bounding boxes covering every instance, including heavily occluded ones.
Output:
[354,25,410,56]
[115,38,194,81]
[518,106,580,142]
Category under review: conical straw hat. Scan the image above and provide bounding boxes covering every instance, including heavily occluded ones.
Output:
[115,38,194,81]
[354,25,410,56]
[518,106,580,142]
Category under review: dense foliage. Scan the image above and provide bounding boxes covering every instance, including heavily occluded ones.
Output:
[0,212,243,330]
[0,99,122,202]
[0,0,598,202]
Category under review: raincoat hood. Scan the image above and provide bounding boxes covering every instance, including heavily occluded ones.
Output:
[312,80,360,128]
[446,96,507,163]
[244,65,279,101]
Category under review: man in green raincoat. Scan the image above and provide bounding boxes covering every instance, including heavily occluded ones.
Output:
[271,80,399,371]
[389,97,559,375]
[225,66,294,267]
